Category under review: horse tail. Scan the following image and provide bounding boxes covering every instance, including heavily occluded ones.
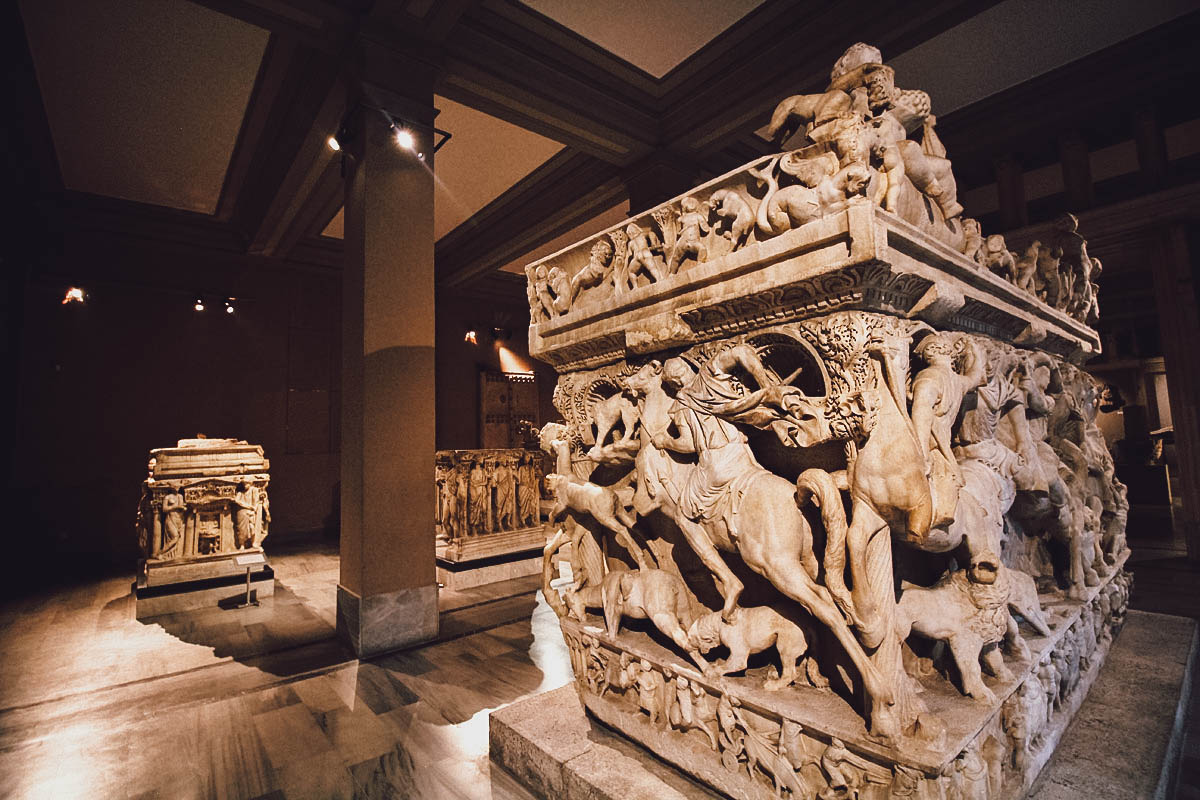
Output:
[749,156,781,236]
[796,469,854,622]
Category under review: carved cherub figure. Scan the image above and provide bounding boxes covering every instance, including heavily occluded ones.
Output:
[1034,243,1064,307]
[667,196,709,274]
[982,235,1016,280]
[619,222,665,292]
[546,265,572,316]
[532,264,556,320]
[895,552,1013,704]
[1012,241,1040,293]
[961,218,985,265]
[707,189,754,250]
[569,239,614,304]
[687,605,826,691]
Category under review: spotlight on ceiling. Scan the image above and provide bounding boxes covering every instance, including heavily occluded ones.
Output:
[491,327,512,342]
[224,297,236,315]
[327,136,341,152]
[394,127,415,151]
[193,295,205,312]
[62,287,86,305]
[464,330,478,345]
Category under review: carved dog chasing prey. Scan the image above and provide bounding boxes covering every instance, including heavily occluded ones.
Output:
[687,605,828,691]
[895,553,1015,704]
[565,568,707,671]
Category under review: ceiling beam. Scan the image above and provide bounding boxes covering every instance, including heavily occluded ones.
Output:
[435,149,624,287]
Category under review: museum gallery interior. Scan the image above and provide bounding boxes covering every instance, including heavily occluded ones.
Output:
[4,0,1200,798]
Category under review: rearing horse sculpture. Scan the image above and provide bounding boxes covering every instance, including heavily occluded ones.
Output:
[623,355,903,739]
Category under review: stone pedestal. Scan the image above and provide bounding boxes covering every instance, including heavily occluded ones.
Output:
[492,609,1195,800]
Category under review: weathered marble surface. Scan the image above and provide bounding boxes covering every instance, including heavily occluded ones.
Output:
[515,41,1132,800]
[492,608,1194,800]
[136,437,271,574]
[436,448,546,562]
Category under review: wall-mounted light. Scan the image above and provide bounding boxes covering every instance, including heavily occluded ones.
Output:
[394,127,415,151]
[224,297,236,315]
[193,295,205,312]
[327,135,341,152]
[491,327,512,342]
[464,330,478,345]
[62,287,86,305]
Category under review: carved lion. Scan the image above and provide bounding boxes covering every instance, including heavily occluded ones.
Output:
[895,552,1014,704]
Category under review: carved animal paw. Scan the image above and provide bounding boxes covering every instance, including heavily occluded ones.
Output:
[762,676,792,692]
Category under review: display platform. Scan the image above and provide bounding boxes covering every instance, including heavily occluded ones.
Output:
[436,530,545,591]
[492,609,1196,800]
[134,563,274,619]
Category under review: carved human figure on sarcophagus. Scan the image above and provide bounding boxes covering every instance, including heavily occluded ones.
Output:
[157,485,186,560]
[618,222,665,293]
[467,458,490,536]
[517,453,539,528]
[492,456,517,531]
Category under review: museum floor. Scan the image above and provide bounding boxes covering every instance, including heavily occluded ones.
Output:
[0,536,1198,800]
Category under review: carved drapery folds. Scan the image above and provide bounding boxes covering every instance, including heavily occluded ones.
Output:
[526,43,1128,799]
[435,449,544,545]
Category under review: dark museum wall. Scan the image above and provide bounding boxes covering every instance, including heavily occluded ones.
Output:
[9,225,553,575]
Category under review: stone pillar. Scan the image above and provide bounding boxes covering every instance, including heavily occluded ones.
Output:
[337,69,439,656]
[1150,223,1200,560]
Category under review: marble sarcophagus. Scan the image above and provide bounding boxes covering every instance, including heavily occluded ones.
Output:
[516,43,1128,799]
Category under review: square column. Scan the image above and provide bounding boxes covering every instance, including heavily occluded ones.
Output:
[337,83,438,657]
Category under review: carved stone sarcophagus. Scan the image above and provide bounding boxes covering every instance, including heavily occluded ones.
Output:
[524,43,1128,799]
[134,437,273,616]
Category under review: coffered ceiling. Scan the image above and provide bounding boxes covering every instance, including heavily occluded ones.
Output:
[20,0,268,214]
[12,0,1199,298]
[519,0,765,78]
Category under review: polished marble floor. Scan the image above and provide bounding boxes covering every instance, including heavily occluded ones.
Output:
[0,541,565,799]
[4,536,1200,799]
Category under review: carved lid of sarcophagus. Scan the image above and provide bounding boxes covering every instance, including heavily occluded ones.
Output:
[148,438,269,479]
[524,42,1102,371]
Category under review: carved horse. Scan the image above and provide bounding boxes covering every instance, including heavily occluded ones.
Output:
[623,359,901,738]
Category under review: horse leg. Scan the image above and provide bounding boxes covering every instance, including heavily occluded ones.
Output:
[757,556,895,727]
[845,501,888,648]
[675,515,743,621]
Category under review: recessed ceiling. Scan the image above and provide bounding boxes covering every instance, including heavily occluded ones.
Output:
[521,0,765,78]
[20,0,268,214]
[322,94,564,241]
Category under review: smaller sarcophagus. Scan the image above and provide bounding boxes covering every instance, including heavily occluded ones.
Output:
[135,438,272,611]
